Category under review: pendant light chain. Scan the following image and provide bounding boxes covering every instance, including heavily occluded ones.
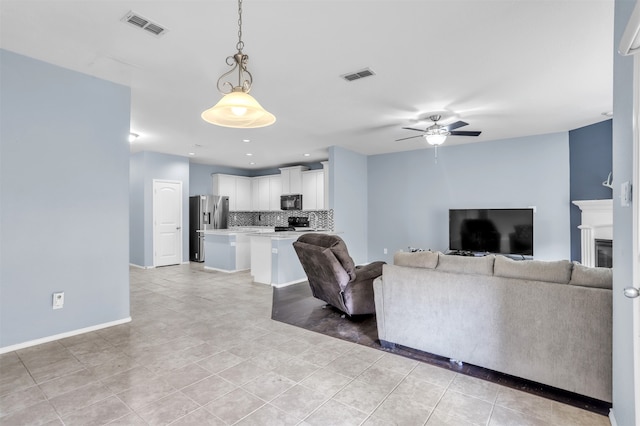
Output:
[236,0,244,52]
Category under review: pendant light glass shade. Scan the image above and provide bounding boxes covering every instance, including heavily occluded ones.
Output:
[201,89,276,128]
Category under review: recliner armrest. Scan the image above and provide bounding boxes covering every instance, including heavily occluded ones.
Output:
[354,261,386,282]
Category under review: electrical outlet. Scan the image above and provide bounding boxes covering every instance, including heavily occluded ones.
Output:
[384,248,388,254]
[52,292,64,309]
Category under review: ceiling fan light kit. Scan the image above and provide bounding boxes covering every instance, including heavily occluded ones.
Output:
[424,132,448,146]
[397,114,481,146]
[201,0,275,129]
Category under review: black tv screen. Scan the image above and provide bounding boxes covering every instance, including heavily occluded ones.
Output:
[449,208,534,256]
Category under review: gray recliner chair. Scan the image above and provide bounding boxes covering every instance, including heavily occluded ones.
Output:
[293,233,385,316]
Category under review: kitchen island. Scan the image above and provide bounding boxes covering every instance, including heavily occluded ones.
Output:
[249,230,339,287]
[199,228,270,273]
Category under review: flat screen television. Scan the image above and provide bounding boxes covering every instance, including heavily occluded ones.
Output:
[449,208,534,256]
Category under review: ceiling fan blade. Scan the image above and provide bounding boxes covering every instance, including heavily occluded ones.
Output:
[450,130,482,136]
[395,135,425,142]
[401,127,427,132]
[443,121,468,131]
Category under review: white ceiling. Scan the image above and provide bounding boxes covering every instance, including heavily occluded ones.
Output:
[0,0,614,170]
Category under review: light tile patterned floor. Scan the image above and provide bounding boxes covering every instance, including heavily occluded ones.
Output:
[0,264,611,425]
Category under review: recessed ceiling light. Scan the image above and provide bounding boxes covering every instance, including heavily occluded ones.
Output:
[128,132,139,143]
[246,153,253,156]
[188,152,195,156]
[303,153,310,157]
[243,139,250,143]
[601,111,613,117]
[249,162,256,165]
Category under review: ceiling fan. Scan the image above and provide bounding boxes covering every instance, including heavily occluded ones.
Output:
[396,114,482,146]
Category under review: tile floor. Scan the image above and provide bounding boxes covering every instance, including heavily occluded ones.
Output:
[0,264,610,425]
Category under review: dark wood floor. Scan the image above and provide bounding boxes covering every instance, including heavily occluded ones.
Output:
[271,282,612,416]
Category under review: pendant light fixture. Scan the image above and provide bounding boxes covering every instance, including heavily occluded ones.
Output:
[201,0,275,128]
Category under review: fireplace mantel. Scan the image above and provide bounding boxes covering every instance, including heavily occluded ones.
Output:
[572,199,613,267]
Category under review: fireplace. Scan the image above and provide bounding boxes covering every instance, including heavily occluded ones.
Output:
[595,239,613,268]
[572,199,613,267]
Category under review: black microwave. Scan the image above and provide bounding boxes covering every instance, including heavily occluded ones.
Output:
[281,194,302,210]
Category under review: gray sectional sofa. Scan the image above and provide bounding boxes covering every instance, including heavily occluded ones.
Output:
[373,251,613,402]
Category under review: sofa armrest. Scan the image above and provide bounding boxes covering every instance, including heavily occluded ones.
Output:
[373,276,386,340]
[354,261,385,282]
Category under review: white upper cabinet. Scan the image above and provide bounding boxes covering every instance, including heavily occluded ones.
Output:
[302,170,324,210]
[212,174,252,211]
[269,175,282,210]
[280,166,308,194]
[235,177,251,211]
[251,175,282,211]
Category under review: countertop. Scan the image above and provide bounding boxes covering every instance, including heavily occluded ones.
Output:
[249,230,338,239]
[198,227,270,235]
[199,227,336,238]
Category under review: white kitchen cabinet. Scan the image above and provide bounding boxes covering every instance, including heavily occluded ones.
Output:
[302,170,324,210]
[280,166,308,194]
[251,177,268,211]
[251,174,282,211]
[236,177,251,211]
[269,175,282,210]
[212,174,252,211]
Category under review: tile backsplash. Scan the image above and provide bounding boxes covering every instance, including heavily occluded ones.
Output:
[228,210,334,230]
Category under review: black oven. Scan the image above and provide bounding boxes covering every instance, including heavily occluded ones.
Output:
[280,194,302,210]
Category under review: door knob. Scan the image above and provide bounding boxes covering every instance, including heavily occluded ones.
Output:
[176,226,181,230]
[623,287,640,298]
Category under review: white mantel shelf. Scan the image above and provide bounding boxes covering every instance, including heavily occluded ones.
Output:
[572,199,613,267]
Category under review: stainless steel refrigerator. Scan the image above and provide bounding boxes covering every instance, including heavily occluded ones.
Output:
[189,195,229,262]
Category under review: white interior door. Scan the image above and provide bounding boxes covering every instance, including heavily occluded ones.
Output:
[153,180,182,267]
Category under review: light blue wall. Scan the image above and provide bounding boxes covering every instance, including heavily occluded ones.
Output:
[189,163,249,196]
[368,133,571,262]
[329,146,369,264]
[0,50,131,348]
[612,0,637,424]
[568,120,613,261]
[129,151,189,267]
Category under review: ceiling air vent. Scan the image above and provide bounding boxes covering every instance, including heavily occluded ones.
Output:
[341,68,376,82]
[121,11,168,37]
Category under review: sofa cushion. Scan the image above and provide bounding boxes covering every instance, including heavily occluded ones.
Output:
[570,263,613,289]
[436,253,495,276]
[393,251,439,269]
[494,255,572,284]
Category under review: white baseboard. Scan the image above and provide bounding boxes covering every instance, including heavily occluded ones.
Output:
[203,266,250,273]
[272,278,307,288]
[0,317,132,355]
[129,263,154,269]
[609,409,617,426]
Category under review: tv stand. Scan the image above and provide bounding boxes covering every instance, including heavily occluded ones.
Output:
[446,250,531,260]
[446,250,486,257]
